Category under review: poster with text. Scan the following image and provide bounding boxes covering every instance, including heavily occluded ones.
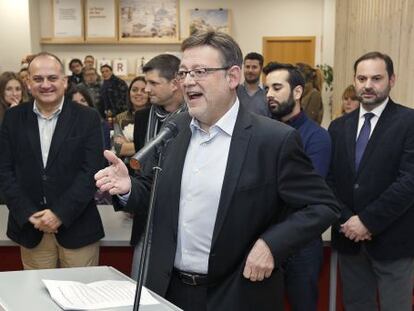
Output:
[86,0,117,41]
[53,0,83,38]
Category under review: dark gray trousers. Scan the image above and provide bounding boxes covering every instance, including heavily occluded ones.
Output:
[338,245,414,311]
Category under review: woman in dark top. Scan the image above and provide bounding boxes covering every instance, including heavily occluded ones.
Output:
[67,85,111,150]
[113,76,150,165]
[0,72,27,125]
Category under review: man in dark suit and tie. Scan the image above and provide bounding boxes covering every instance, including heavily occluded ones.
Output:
[0,52,104,269]
[328,51,414,311]
[96,31,340,311]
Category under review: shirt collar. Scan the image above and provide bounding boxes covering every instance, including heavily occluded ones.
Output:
[190,98,240,136]
[243,81,264,90]
[33,97,64,119]
[359,97,388,119]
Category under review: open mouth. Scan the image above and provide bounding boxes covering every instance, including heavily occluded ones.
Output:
[187,91,203,100]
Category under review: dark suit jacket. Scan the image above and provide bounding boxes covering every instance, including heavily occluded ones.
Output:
[133,107,151,154]
[0,100,105,249]
[328,99,414,259]
[119,105,339,310]
[130,106,154,245]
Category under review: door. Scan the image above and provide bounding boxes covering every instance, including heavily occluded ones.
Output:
[262,36,316,66]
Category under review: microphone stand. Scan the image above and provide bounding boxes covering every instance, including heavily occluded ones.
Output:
[133,146,165,311]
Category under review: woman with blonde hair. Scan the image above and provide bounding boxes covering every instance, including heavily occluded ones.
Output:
[341,84,360,114]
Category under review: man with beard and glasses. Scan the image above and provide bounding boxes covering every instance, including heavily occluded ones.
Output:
[236,52,270,116]
[263,62,331,311]
[327,51,414,311]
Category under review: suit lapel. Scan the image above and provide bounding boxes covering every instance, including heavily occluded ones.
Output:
[357,100,396,174]
[344,111,359,176]
[211,107,252,247]
[45,100,74,170]
[25,103,44,170]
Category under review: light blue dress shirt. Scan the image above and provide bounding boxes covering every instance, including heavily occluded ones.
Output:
[174,100,239,274]
[119,99,240,273]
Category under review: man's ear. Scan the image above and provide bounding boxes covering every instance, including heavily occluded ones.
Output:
[170,78,179,92]
[389,73,396,88]
[293,85,303,101]
[226,66,242,89]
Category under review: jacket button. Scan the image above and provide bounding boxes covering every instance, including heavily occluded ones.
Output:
[354,183,359,189]
[42,175,48,181]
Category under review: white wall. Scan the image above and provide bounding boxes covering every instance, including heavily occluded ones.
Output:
[0,0,32,72]
[26,0,335,76]
[0,0,336,122]
[321,0,336,127]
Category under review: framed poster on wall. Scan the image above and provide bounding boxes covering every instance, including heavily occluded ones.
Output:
[52,0,84,42]
[85,0,117,42]
[189,9,231,36]
[119,0,180,43]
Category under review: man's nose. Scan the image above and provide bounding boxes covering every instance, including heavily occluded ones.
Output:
[266,89,273,97]
[40,78,52,88]
[182,73,196,86]
[364,79,374,89]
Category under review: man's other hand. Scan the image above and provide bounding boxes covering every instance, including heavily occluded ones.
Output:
[95,150,132,195]
[29,209,62,233]
[243,239,275,282]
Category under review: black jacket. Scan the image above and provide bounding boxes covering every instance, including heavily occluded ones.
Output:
[0,100,105,248]
[116,106,339,311]
[328,99,414,259]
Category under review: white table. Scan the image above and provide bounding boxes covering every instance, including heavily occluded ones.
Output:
[0,205,338,311]
[0,266,181,311]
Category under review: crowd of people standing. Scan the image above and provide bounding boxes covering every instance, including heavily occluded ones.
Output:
[0,31,413,311]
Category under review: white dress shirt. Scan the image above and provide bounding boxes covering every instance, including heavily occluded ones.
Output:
[32,98,64,167]
[174,99,240,274]
[356,97,388,140]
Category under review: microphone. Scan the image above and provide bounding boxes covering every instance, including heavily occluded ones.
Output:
[129,121,179,170]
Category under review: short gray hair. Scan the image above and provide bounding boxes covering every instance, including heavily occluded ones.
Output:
[181,31,243,68]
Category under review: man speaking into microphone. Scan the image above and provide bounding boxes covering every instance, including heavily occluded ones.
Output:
[95,31,339,311]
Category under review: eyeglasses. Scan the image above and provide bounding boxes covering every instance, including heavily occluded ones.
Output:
[176,67,229,81]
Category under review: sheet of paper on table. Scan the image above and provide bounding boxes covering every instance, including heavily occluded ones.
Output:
[42,279,159,310]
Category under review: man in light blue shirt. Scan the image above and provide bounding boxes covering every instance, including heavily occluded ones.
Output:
[96,32,339,311]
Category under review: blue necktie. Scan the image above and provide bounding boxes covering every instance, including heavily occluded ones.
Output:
[355,112,375,171]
